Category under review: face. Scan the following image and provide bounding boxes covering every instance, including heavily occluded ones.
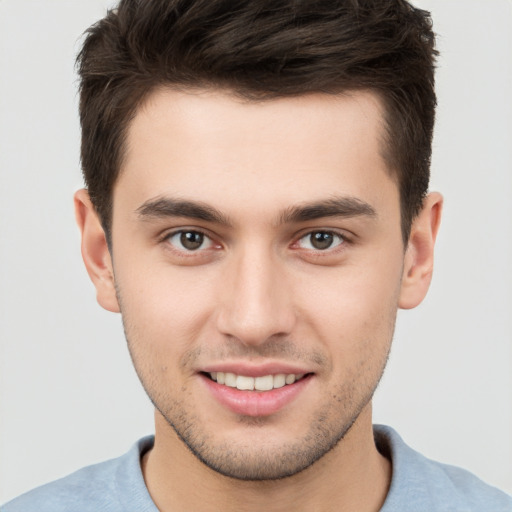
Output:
[104,89,408,479]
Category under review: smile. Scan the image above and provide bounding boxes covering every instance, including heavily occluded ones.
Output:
[203,370,313,416]
[209,372,306,391]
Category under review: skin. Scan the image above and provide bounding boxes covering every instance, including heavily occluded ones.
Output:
[75,88,442,512]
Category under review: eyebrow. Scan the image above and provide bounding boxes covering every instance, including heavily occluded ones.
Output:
[279,196,377,224]
[136,195,377,226]
[136,197,233,226]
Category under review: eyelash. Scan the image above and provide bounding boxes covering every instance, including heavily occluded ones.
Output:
[159,228,351,257]
[295,230,347,251]
[161,228,219,254]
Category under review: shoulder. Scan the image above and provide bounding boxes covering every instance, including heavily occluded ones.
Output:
[375,425,512,512]
[1,436,156,512]
[2,460,120,512]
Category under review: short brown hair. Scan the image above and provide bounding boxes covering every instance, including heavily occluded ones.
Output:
[77,0,437,244]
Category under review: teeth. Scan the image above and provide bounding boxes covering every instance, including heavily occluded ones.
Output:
[210,372,305,391]
[273,374,286,389]
[236,375,254,390]
[224,372,237,387]
[255,375,273,391]
[285,374,296,385]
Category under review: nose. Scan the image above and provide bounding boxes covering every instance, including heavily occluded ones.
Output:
[215,245,296,346]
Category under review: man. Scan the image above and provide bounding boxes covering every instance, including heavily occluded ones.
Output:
[2,0,511,511]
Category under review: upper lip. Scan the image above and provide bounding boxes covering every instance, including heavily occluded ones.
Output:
[199,361,313,378]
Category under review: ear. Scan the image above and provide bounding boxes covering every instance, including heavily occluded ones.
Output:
[399,192,443,309]
[74,189,120,313]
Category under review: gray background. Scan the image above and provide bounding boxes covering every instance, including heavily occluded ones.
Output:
[1,0,511,503]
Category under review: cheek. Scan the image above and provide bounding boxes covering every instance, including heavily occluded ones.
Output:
[295,258,402,357]
[115,262,219,355]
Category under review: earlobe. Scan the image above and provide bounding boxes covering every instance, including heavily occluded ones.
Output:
[399,192,443,310]
[74,189,120,313]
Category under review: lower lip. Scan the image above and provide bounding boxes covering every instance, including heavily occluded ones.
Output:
[201,374,312,417]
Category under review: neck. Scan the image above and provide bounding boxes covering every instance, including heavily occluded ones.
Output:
[142,405,391,512]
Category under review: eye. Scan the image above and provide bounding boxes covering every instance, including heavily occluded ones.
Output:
[297,231,345,251]
[167,230,214,251]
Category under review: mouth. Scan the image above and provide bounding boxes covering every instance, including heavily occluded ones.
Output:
[205,371,307,391]
[200,370,313,417]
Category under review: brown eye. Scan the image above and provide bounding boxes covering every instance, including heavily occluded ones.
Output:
[168,231,212,251]
[181,232,203,250]
[298,231,344,250]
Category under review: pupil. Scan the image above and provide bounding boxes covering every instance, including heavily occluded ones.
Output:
[311,232,333,250]
[181,231,203,250]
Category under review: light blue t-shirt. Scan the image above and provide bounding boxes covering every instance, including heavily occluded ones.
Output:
[3,425,511,511]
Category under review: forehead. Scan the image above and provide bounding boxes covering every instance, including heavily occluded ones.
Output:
[116,88,398,222]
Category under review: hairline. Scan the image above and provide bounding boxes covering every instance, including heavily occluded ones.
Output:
[100,84,410,249]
